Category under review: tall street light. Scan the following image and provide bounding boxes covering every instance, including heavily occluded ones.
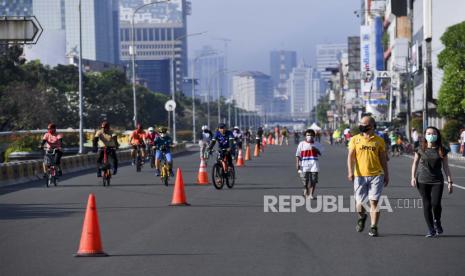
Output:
[78,0,83,154]
[208,69,236,128]
[191,50,216,143]
[171,31,207,143]
[131,0,170,127]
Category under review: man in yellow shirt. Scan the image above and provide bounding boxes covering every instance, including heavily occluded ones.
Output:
[347,115,389,237]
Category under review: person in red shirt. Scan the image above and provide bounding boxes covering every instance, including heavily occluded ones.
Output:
[40,123,63,176]
[130,123,147,165]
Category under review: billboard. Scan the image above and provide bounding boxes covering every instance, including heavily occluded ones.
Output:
[120,0,183,24]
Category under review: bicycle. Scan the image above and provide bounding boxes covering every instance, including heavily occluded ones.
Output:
[43,148,58,187]
[100,147,114,187]
[147,145,155,168]
[211,149,235,190]
[159,150,170,186]
[135,145,144,172]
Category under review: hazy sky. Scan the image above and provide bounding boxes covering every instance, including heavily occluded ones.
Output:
[188,0,361,74]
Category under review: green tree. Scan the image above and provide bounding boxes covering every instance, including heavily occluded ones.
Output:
[315,95,330,124]
[437,21,465,120]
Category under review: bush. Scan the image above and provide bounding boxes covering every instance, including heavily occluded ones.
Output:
[442,119,462,143]
[3,135,42,162]
[411,117,423,133]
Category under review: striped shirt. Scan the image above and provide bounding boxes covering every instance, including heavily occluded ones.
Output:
[295,141,322,172]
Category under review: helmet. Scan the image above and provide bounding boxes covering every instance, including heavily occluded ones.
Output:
[148,127,154,133]
[47,123,56,130]
[233,126,239,130]
[101,121,109,129]
[218,123,226,129]
[159,127,168,134]
[201,125,208,131]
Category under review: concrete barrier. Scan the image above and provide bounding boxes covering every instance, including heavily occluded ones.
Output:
[0,143,186,187]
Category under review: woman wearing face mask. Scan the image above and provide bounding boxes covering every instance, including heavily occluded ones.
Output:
[411,126,453,237]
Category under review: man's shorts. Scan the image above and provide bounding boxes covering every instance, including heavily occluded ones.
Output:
[132,144,145,150]
[299,172,318,186]
[156,150,172,162]
[354,175,384,203]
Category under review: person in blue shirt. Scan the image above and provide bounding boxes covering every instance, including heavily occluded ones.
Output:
[208,123,235,168]
[154,127,174,176]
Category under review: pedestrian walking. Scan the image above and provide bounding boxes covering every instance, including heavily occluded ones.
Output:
[411,126,453,237]
[347,115,389,237]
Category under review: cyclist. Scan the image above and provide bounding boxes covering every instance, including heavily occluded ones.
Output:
[145,127,158,164]
[280,127,289,145]
[93,121,119,177]
[244,127,252,147]
[40,123,63,177]
[256,126,264,151]
[389,130,399,156]
[232,126,243,158]
[198,125,213,159]
[208,123,235,169]
[130,123,147,165]
[154,127,174,177]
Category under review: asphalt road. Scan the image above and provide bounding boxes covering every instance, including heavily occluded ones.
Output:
[1,142,465,276]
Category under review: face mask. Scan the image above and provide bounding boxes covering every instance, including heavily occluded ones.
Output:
[306,136,314,142]
[48,129,55,134]
[160,133,166,138]
[359,125,371,133]
[425,134,438,143]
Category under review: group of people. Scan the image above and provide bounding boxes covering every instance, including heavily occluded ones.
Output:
[297,115,454,237]
[40,121,175,179]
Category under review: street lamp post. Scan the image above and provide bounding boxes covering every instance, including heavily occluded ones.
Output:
[131,1,170,127]
[171,31,206,143]
[191,50,215,143]
[78,0,83,154]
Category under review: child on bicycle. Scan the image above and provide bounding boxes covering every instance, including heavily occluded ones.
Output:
[296,129,323,199]
[130,123,147,165]
[40,123,64,177]
[93,121,119,177]
[154,127,174,177]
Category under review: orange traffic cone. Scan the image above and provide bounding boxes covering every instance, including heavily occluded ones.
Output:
[254,143,260,157]
[171,168,189,206]
[245,144,251,160]
[236,148,244,167]
[75,194,107,257]
[197,158,209,185]
[268,134,272,144]
[261,138,266,152]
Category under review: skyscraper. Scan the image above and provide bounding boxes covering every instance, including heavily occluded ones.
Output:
[288,62,321,118]
[232,72,272,115]
[270,50,297,89]
[192,45,226,102]
[316,43,347,85]
[0,0,32,16]
[65,0,120,64]
[119,0,191,94]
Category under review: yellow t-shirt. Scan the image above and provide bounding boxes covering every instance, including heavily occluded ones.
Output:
[349,134,386,176]
[94,130,117,148]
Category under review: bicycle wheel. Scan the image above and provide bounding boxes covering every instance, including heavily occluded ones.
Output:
[226,167,235,189]
[136,156,142,172]
[45,173,50,188]
[212,163,224,189]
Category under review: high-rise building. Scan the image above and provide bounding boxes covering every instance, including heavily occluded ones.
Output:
[119,0,191,95]
[270,50,297,89]
[316,43,347,85]
[0,0,32,16]
[347,36,361,92]
[191,45,226,101]
[232,71,272,114]
[3,0,119,66]
[287,62,320,118]
[65,0,120,65]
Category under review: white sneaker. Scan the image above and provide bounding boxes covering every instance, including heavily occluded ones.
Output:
[309,195,315,200]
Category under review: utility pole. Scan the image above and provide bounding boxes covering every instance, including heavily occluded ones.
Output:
[78,0,84,154]
[423,0,432,131]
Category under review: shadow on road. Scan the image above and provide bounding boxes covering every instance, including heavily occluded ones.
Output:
[110,252,214,257]
[0,203,81,220]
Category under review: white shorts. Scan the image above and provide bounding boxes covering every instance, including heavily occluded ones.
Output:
[354,175,384,203]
